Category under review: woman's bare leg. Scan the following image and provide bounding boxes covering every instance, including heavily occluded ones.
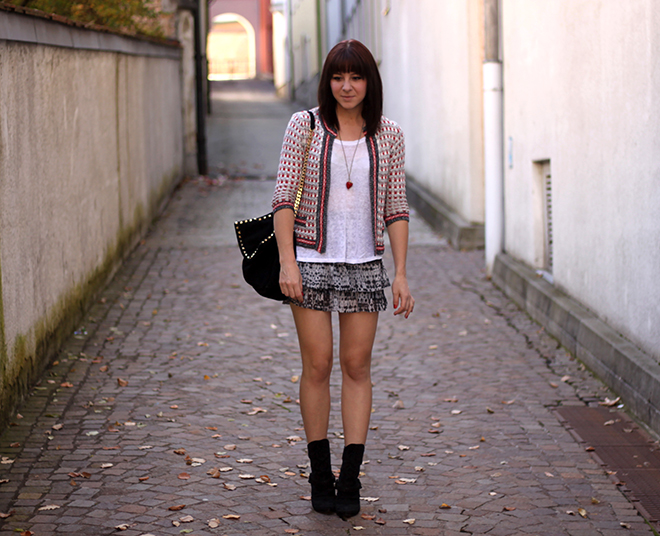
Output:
[291,304,334,442]
[338,312,379,445]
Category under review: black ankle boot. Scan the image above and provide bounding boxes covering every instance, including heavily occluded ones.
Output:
[335,443,364,518]
[307,439,335,514]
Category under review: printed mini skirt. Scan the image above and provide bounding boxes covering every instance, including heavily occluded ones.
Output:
[285,259,390,313]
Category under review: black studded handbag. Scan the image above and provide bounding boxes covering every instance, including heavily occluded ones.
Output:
[234,111,315,300]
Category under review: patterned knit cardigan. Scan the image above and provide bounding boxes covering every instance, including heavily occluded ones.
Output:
[271,107,409,255]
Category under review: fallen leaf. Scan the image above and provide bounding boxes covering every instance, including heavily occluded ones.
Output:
[603,420,616,426]
[395,478,417,484]
[451,409,462,415]
[178,472,190,480]
[375,518,386,525]
[620,522,631,528]
[361,514,376,520]
[285,530,299,534]
[420,452,436,457]
[353,527,365,531]
[99,366,109,372]
[239,474,255,479]
[246,407,267,415]
[179,514,194,522]
[599,397,621,407]
[115,524,130,530]
[398,445,410,451]
[544,472,554,478]
[168,504,186,511]
[139,476,149,482]
[578,507,588,518]
[117,378,128,387]
[503,506,516,512]
[415,466,424,472]
[61,382,74,388]
[38,504,61,511]
[223,483,236,490]
[291,375,299,383]
[206,426,218,431]
[392,400,405,409]
[566,510,575,515]
[222,514,241,520]
[585,446,595,452]
[255,475,271,483]
[591,497,600,504]
[174,448,186,455]
[486,407,495,414]
[403,518,415,525]
[100,463,113,469]
[20,531,34,536]
[361,497,380,502]
[170,405,179,409]
[208,518,220,528]
[0,511,12,518]
[561,375,571,382]
[549,382,559,388]
[52,424,63,430]
[286,436,303,442]
[0,480,8,485]
[468,445,480,450]
[502,399,516,405]
[138,445,153,450]
[224,444,237,451]
[440,503,451,509]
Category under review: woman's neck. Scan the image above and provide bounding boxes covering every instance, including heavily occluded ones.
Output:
[336,106,364,141]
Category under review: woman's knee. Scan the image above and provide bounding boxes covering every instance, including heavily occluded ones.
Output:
[303,354,333,384]
[341,354,371,383]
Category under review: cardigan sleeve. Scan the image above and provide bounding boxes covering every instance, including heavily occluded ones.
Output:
[272,111,313,213]
[384,123,410,225]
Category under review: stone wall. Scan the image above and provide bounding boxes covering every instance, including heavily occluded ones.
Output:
[0,9,184,427]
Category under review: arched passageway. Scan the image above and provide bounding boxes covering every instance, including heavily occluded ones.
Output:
[207,13,256,80]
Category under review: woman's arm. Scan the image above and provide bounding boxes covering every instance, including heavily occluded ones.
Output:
[274,208,303,302]
[387,220,414,318]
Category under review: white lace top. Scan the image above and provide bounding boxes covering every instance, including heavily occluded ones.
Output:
[296,137,379,264]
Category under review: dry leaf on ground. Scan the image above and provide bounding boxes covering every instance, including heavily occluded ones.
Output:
[222,514,240,520]
[403,518,415,525]
[178,472,190,480]
[208,518,220,528]
[168,505,186,511]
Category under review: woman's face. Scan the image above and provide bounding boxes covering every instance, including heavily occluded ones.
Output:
[331,72,367,113]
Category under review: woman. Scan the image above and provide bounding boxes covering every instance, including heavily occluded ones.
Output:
[272,39,414,518]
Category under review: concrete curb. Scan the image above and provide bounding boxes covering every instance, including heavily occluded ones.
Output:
[406,177,484,250]
[493,252,660,434]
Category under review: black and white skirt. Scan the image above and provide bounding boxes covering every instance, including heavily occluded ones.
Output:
[285,259,390,313]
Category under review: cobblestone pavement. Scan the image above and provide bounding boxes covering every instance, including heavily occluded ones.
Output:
[0,83,655,536]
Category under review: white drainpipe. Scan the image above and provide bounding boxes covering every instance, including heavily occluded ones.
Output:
[483,0,503,276]
[484,60,503,275]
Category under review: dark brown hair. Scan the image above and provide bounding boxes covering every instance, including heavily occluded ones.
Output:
[318,39,383,138]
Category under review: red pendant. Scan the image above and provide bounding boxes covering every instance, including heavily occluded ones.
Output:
[346,181,353,189]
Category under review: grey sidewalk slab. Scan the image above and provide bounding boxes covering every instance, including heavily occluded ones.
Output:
[0,83,654,535]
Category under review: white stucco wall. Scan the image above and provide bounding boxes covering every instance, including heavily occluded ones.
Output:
[0,38,183,401]
[502,0,660,358]
[378,0,485,224]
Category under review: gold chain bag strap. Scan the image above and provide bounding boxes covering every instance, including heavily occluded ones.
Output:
[234,110,315,300]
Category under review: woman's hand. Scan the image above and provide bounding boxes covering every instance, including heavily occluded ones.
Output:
[280,260,303,303]
[392,274,414,318]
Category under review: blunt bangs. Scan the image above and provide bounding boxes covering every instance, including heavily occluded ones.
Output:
[318,40,383,138]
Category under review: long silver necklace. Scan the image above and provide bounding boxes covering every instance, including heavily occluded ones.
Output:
[338,130,362,190]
